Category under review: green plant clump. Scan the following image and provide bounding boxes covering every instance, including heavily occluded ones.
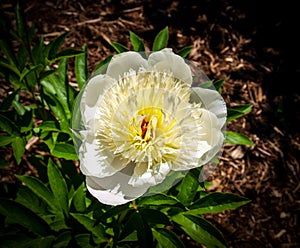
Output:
[0,5,252,248]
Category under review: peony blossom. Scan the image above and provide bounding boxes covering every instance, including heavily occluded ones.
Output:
[72,48,227,206]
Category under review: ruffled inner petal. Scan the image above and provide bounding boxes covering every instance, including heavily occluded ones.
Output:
[148,48,193,85]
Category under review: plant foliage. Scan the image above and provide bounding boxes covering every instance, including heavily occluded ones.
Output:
[0,5,252,248]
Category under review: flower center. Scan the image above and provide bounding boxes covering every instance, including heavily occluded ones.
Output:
[95,70,196,170]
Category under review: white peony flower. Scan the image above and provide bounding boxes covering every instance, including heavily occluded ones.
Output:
[72,48,227,206]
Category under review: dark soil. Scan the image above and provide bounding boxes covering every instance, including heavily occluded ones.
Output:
[1,0,299,247]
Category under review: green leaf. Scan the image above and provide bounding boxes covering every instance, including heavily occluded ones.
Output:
[177,170,199,206]
[71,213,107,241]
[227,104,252,122]
[23,236,55,248]
[74,234,94,248]
[172,213,227,248]
[51,143,78,160]
[138,194,180,207]
[122,211,153,248]
[189,192,251,215]
[53,231,72,248]
[37,121,61,133]
[51,49,84,62]
[224,131,254,146]
[16,185,48,215]
[97,203,130,222]
[32,36,46,65]
[177,45,193,58]
[43,93,69,129]
[0,39,18,67]
[15,2,27,43]
[0,114,20,136]
[130,31,145,52]
[93,55,113,75]
[12,98,26,115]
[16,174,58,212]
[71,182,86,212]
[0,135,14,146]
[75,44,88,89]
[19,64,43,82]
[152,26,169,51]
[47,32,70,60]
[139,208,170,225]
[0,198,51,236]
[48,159,69,216]
[0,90,18,111]
[0,58,21,76]
[213,78,225,93]
[152,228,185,248]
[12,136,25,164]
[110,42,129,53]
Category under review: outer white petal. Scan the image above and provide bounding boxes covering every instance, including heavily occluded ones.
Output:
[79,131,128,178]
[80,74,116,130]
[106,52,148,80]
[196,108,225,166]
[85,168,149,206]
[148,48,193,84]
[128,162,171,187]
[190,87,227,127]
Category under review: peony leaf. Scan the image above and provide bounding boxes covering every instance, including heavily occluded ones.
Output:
[224,131,254,146]
[138,194,180,207]
[152,26,169,51]
[52,231,72,248]
[75,44,88,90]
[51,143,78,161]
[16,174,58,212]
[152,228,185,248]
[0,113,20,136]
[71,182,86,212]
[0,198,51,236]
[172,213,227,248]
[177,170,200,206]
[12,136,25,164]
[74,234,95,248]
[130,31,145,52]
[93,54,113,75]
[227,104,252,122]
[188,192,251,215]
[48,159,69,216]
[122,211,153,248]
[139,208,170,225]
[110,42,129,53]
[46,31,70,61]
[51,49,84,62]
[177,45,193,58]
[71,213,108,241]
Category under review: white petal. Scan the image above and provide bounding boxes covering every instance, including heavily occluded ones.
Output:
[196,108,225,166]
[106,52,148,80]
[79,132,128,178]
[190,87,227,127]
[129,162,171,187]
[85,168,149,206]
[148,48,192,84]
[80,74,116,129]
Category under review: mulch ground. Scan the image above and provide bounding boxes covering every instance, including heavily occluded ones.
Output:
[1,0,299,247]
